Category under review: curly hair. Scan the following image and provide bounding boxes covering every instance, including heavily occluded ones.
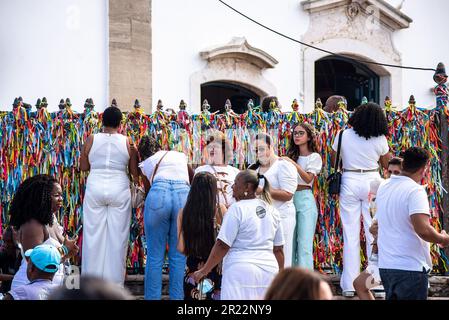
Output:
[102,106,123,128]
[138,135,161,161]
[348,102,388,139]
[261,96,280,113]
[9,174,58,228]
[287,122,318,162]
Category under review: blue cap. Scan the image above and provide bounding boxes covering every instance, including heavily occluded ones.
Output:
[25,244,61,273]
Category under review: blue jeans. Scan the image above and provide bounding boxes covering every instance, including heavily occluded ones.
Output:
[292,189,318,269]
[144,179,190,300]
[379,268,429,300]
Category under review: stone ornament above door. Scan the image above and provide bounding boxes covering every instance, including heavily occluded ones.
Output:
[199,37,278,70]
[190,37,278,113]
[300,0,413,110]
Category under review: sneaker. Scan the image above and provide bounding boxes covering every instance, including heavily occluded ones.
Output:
[373,291,386,298]
[342,291,355,297]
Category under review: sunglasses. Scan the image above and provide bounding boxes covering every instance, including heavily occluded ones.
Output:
[388,170,401,175]
[293,131,306,137]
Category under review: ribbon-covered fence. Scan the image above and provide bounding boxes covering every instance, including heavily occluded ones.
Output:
[0,95,448,274]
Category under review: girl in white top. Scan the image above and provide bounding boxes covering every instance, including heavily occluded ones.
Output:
[249,133,297,267]
[284,123,322,270]
[192,170,284,300]
[331,102,391,295]
[195,131,240,208]
[80,106,139,286]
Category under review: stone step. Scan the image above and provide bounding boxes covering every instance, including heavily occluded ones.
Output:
[125,274,449,299]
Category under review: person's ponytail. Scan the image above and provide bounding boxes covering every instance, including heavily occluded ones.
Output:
[257,173,272,204]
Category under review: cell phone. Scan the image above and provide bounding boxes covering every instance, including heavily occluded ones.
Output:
[66,225,82,239]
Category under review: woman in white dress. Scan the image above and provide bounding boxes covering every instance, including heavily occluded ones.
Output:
[195,131,240,208]
[80,106,139,286]
[249,133,297,267]
[193,170,284,300]
[9,175,78,290]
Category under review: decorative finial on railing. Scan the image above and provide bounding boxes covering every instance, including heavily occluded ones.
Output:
[202,99,211,113]
[361,96,368,105]
[179,99,187,110]
[433,62,448,109]
[291,99,299,112]
[156,99,164,111]
[65,98,72,108]
[35,98,42,110]
[247,99,254,111]
[384,96,392,110]
[111,98,117,107]
[40,97,48,109]
[58,99,66,110]
[409,95,416,106]
[315,98,323,110]
[84,98,95,112]
[224,99,232,112]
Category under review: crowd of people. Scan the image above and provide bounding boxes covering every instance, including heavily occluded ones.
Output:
[0,97,447,300]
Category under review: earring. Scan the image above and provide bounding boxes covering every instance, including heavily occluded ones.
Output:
[244,191,248,197]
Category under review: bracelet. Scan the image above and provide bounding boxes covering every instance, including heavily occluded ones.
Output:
[58,245,69,257]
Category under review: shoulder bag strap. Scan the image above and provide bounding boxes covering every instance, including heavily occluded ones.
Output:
[209,165,230,207]
[150,151,169,186]
[334,130,344,171]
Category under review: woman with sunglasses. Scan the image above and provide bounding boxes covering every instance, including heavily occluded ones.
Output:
[283,123,322,270]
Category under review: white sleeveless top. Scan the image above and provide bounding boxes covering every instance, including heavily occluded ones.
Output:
[88,133,129,171]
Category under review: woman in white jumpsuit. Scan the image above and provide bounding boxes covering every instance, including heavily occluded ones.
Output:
[80,106,138,286]
[331,102,391,296]
[193,170,285,300]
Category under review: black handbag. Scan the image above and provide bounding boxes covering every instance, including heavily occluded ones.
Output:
[327,130,344,195]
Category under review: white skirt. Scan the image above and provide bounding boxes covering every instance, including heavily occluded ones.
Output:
[221,262,277,300]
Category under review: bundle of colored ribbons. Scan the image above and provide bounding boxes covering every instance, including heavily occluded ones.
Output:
[0,101,447,274]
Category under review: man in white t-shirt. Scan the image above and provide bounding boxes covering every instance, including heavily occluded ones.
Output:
[376,147,449,300]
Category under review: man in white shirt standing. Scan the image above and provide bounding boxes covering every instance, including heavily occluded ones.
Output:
[376,147,449,300]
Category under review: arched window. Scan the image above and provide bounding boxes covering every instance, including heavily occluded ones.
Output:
[315,56,380,110]
[201,81,260,114]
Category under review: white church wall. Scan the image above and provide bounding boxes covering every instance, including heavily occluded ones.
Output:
[393,0,449,108]
[0,0,109,112]
[152,0,308,113]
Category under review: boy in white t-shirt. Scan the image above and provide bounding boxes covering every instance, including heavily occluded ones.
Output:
[376,147,449,300]
[3,244,60,300]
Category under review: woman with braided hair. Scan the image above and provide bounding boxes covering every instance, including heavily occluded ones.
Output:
[193,170,284,300]
[9,174,79,290]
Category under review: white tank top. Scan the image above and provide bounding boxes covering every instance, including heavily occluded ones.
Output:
[88,133,130,171]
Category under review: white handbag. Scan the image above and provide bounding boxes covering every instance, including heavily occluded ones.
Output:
[131,182,146,209]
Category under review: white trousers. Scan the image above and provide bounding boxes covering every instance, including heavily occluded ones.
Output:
[81,171,131,286]
[339,172,379,292]
[280,208,296,267]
